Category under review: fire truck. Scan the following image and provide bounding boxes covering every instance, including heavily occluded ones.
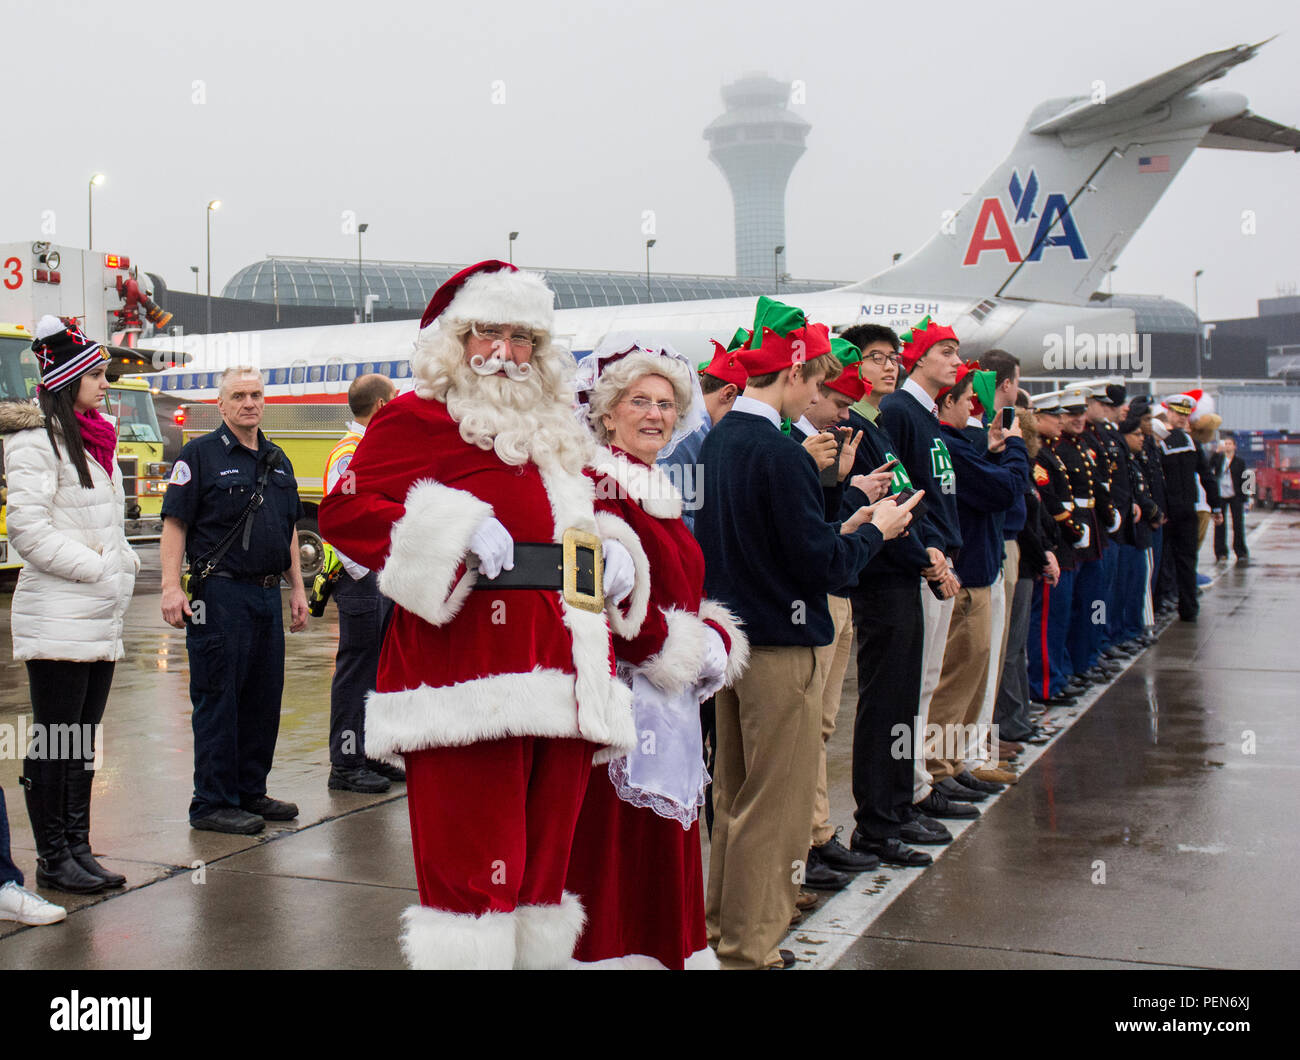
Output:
[1254,434,1300,510]
[0,242,186,570]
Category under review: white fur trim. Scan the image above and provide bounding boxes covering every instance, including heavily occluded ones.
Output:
[538,464,637,758]
[592,447,683,520]
[684,945,721,970]
[698,599,750,687]
[438,269,555,334]
[639,608,710,696]
[514,892,586,969]
[399,904,516,969]
[378,480,490,628]
[367,671,592,760]
[593,510,651,640]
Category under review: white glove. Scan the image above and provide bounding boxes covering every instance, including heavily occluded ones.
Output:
[602,538,636,605]
[1106,508,1122,534]
[694,627,729,701]
[1073,521,1091,550]
[699,627,727,682]
[469,516,514,579]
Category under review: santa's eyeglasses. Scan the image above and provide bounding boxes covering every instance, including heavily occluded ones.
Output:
[471,323,536,350]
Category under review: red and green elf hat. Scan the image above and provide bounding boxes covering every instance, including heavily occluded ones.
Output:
[936,361,997,418]
[898,314,959,373]
[824,361,872,403]
[698,340,749,388]
[738,296,832,376]
[830,335,862,367]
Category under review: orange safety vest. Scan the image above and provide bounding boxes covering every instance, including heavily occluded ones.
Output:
[324,429,364,497]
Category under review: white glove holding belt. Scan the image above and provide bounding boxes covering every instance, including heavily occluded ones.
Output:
[469,516,515,579]
[695,627,729,701]
[601,538,636,605]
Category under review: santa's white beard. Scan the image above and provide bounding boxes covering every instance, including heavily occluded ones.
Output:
[442,360,593,475]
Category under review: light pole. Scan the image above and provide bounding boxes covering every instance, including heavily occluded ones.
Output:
[508,231,518,264]
[645,238,656,302]
[1193,268,1204,386]
[205,200,221,334]
[357,222,369,322]
[774,245,784,293]
[190,265,199,295]
[88,174,105,249]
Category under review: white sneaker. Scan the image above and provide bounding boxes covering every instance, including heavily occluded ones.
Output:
[0,880,67,925]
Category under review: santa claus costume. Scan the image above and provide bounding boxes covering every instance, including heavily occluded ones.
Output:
[564,346,749,969]
[318,262,644,969]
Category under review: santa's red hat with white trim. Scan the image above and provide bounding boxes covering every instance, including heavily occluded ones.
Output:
[419,260,555,334]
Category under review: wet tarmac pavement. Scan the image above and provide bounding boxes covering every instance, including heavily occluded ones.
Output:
[1,514,1297,969]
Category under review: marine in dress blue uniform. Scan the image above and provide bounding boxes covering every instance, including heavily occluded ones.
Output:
[162,422,305,826]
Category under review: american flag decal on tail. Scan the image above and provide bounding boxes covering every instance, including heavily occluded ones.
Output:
[1137,155,1170,173]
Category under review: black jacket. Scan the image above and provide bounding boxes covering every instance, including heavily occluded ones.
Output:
[1208,452,1247,501]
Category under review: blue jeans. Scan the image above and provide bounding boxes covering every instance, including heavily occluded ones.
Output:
[186,577,286,820]
[0,786,22,887]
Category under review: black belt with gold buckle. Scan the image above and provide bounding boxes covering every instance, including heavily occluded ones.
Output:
[472,529,604,613]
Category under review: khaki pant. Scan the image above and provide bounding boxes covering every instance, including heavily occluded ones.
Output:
[913,589,955,802]
[811,595,854,847]
[706,644,823,970]
[925,586,992,783]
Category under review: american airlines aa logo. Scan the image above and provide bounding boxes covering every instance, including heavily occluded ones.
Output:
[963,169,1087,266]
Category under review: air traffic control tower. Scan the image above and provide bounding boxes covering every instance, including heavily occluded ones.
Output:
[703,73,811,278]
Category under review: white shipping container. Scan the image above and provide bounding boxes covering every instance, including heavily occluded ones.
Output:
[1216,387,1300,433]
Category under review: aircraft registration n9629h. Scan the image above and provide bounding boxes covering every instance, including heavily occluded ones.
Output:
[141,40,1297,404]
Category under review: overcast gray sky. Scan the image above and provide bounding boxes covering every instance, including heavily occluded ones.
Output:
[3,0,1296,321]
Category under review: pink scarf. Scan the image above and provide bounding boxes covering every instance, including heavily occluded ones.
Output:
[75,407,118,477]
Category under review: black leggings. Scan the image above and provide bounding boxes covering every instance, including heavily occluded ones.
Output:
[23,660,115,779]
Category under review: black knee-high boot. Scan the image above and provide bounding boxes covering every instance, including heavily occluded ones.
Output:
[21,761,106,895]
[65,768,125,888]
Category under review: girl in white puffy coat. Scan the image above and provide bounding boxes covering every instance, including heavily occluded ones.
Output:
[0,315,139,895]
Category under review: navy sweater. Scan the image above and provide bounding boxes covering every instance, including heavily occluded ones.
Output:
[839,408,931,580]
[879,389,961,557]
[697,410,883,647]
[939,424,1028,587]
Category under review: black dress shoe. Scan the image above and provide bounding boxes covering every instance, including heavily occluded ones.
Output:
[803,857,852,891]
[191,807,265,834]
[1179,613,1198,623]
[35,852,107,894]
[915,789,980,819]
[240,796,298,821]
[812,829,879,873]
[899,817,953,845]
[1021,728,1052,745]
[366,759,406,782]
[1236,556,1250,567]
[329,766,391,794]
[956,770,1004,795]
[851,834,933,867]
[1103,646,1134,659]
[771,948,797,969]
[1082,666,1111,682]
[936,777,988,802]
[1063,682,1089,696]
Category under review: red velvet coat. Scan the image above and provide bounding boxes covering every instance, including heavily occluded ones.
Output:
[317,391,639,761]
[566,447,748,969]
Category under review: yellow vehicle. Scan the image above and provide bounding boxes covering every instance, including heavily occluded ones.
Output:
[177,400,351,580]
[1,322,171,570]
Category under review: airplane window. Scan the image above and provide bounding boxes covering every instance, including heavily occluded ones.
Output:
[308,366,323,382]
[291,366,306,384]
[326,363,341,381]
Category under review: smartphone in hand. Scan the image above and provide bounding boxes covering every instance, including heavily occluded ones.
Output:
[820,428,848,487]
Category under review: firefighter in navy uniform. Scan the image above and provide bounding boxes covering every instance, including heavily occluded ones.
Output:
[1085,383,1132,659]
[160,367,309,835]
[1158,393,1221,623]
[1057,386,1118,688]
[1026,392,1084,706]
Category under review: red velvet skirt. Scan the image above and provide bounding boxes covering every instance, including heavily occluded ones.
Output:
[565,762,707,969]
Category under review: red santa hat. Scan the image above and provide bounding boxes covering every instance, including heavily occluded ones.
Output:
[419,260,555,334]
[823,362,871,403]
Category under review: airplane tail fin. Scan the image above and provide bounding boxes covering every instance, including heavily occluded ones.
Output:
[851,40,1297,306]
